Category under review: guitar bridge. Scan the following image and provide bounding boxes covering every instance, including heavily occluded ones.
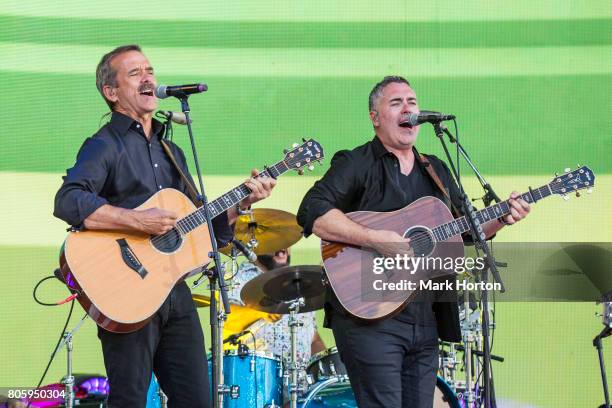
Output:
[116,238,148,279]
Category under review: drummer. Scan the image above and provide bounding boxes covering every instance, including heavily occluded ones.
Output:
[226,247,326,362]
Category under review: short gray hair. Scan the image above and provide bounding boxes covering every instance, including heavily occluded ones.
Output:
[368,76,411,111]
[95,44,142,110]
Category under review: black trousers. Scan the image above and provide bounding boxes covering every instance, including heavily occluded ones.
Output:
[331,314,439,408]
[98,282,210,408]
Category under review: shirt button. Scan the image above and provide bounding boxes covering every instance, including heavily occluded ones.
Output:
[136,124,140,128]
[159,185,162,189]
[154,163,158,168]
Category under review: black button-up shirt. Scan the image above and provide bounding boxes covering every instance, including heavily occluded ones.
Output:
[54,112,232,246]
[297,136,463,341]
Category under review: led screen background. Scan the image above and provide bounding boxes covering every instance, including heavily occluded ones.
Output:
[0,1,610,406]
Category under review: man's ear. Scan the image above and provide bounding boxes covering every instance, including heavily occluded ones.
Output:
[369,110,380,127]
[102,85,119,103]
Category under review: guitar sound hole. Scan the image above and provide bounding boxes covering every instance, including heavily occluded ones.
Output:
[404,227,435,257]
[151,228,183,253]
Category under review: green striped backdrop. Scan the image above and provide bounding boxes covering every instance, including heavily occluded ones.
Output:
[1,1,610,406]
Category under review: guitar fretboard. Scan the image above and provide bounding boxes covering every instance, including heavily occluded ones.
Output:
[432,183,552,242]
[172,160,290,235]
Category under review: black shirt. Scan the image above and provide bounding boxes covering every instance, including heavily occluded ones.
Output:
[395,166,438,325]
[297,136,464,341]
[54,112,233,246]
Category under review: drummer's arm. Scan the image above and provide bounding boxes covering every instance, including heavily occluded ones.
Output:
[311,331,326,355]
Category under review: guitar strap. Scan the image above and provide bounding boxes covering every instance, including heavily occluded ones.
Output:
[160,139,203,207]
[415,151,461,218]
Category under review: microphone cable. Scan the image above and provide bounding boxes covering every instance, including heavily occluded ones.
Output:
[27,273,79,408]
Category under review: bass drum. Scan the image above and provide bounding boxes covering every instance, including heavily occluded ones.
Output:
[298,376,460,408]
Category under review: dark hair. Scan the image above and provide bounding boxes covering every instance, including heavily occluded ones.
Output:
[257,253,291,271]
[95,44,142,110]
[368,76,411,111]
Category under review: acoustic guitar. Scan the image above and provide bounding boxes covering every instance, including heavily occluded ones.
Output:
[321,166,595,320]
[59,139,324,332]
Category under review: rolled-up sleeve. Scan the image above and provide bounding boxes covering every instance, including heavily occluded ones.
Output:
[297,150,359,237]
[53,137,112,227]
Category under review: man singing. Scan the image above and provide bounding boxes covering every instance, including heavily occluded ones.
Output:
[297,76,530,407]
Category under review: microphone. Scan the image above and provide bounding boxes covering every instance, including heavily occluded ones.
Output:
[155,83,208,99]
[223,330,249,344]
[223,318,267,344]
[400,110,456,127]
[157,110,191,125]
[231,238,257,262]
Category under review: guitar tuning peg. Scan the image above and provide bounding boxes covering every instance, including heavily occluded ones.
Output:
[562,194,569,201]
[554,172,559,177]
[297,169,304,175]
[575,191,581,198]
[577,163,581,168]
[292,143,299,148]
[564,168,571,173]
[302,138,307,142]
[587,188,593,194]
[308,164,315,171]
[283,149,289,154]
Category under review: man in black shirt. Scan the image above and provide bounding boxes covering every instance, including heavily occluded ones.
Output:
[297,76,530,407]
[54,45,276,407]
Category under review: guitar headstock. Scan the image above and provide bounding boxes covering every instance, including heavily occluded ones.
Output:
[283,139,325,175]
[549,165,595,200]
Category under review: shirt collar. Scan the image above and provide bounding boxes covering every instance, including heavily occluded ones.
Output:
[109,111,164,139]
[371,135,389,158]
[371,135,428,173]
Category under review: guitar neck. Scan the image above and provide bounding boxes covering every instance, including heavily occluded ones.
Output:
[433,183,553,242]
[174,160,291,234]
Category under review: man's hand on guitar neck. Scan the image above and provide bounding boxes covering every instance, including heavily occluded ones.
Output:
[229,168,277,225]
[500,191,531,225]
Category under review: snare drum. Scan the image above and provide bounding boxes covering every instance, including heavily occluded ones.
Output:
[298,375,460,407]
[306,347,347,382]
[216,349,283,408]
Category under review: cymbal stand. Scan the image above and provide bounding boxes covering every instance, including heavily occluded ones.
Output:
[288,297,305,408]
[594,297,612,408]
[440,343,458,389]
[461,290,478,407]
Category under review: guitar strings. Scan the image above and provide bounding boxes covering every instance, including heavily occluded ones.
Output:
[149,164,282,248]
[150,179,580,252]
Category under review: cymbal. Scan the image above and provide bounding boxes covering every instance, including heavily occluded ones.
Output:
[240,265,326,314]
[221,209,302,255]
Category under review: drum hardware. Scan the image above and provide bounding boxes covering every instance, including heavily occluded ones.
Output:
[53,313,88,408]
[595,293,612,408]
[460,289,479,407]
[288,298,306,408]
[239,264,327,408]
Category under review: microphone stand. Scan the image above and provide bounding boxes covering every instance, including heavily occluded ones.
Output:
[431,121,504,408]
[177,95,232,408]
[438,124,501,207]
